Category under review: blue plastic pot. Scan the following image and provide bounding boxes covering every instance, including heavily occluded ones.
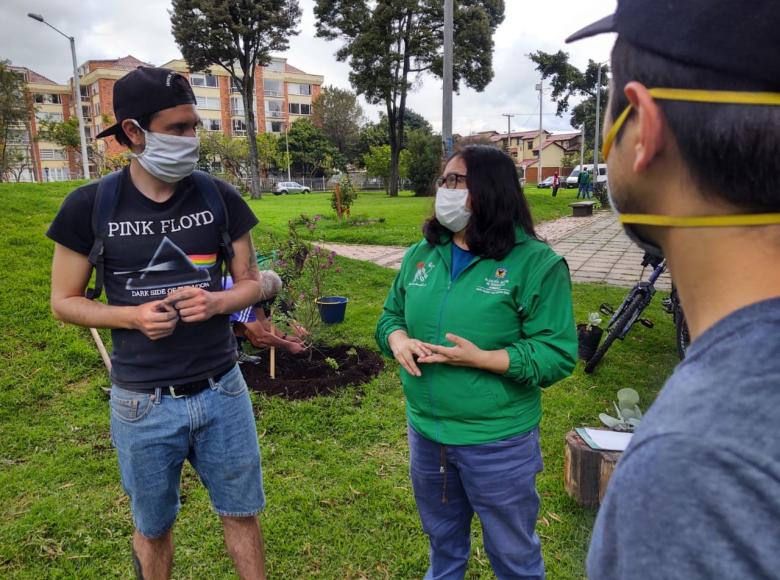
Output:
[316,296,349,324]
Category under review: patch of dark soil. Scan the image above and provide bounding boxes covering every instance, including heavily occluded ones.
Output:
[240,345,384,400]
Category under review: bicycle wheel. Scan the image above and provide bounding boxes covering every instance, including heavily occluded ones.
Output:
[585,293,646,374]
[675,307,690,360]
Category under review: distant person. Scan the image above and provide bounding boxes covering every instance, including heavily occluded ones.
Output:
[552,171,560,197]
[577,168,589,198]
[567,1,780,578]
[376,145,576,579]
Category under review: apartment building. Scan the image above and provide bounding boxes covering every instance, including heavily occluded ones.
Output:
[8,66,74,182]
[7,54,323,181]
[160,56,323,138]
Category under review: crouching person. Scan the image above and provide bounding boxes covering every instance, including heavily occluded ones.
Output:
[47,67,269,579]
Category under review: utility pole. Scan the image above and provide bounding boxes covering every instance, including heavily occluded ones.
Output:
[580,124,585,169]
[28,13,90,180]
[536,76,543,185]
[593,63,604,186]
[501,113,514,154]
[285,124,291,181]
[442,0,454,158]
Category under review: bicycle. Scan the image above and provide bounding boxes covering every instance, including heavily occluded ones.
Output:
[584,252,689,373]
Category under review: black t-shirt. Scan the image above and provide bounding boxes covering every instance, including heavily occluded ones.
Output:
[46,168,258,388]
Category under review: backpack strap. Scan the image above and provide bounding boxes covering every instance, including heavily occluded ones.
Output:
[86,170,123,300]
[190,171,234,283]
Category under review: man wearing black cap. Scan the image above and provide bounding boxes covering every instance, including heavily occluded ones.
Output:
[47,67,269,579]
[567,1,780,578]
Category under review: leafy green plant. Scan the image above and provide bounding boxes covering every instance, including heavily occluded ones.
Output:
[586,312,602,331]
[324,357,339,371]
[599,387,644,431]
[331,173,358,220]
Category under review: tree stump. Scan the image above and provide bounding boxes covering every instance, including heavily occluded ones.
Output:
[564,429,622,507]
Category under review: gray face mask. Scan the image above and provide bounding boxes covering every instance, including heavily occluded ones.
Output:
[129,120,200,183]
[435,187,472,232]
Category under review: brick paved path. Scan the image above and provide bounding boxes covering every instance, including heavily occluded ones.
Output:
[318,211,671,290]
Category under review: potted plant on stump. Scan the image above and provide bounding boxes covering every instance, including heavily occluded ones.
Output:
[577,312,603,360]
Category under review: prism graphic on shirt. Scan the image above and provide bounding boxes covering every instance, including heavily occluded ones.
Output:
[114,236,213,290]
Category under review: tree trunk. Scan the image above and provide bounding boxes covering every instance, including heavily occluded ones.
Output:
[564,429,622,507]
[242,74,262,199]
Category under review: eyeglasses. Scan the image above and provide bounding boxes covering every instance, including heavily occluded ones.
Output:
[436,173,468,188]
[602,88,780,159]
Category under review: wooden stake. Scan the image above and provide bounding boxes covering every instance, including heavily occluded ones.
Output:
[269,308,276,379]
[89,327,112,372]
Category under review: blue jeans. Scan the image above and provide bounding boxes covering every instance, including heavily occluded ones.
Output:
[408,426,545,580]
[110,364,265,539]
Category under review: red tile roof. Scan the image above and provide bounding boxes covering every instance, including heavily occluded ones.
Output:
[85,55,153,72]
[9,66,58,86]
[285,63,307,75]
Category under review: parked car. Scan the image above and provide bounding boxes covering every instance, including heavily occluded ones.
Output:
[274,181,311,195]
[538,176,555,188]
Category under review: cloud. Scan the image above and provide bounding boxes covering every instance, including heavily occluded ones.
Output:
[2,0,616,134]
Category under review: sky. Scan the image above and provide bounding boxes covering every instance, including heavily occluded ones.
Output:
[1,0,616,135]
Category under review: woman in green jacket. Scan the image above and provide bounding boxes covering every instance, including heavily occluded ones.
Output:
[376,145,576,579]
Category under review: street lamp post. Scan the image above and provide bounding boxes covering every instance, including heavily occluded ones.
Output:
[442,0,454,158]
[592,62,606,189]
[28,13,90,180]
[284,124,291,181]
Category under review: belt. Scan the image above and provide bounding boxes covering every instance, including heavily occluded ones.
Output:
[119,366,234,398]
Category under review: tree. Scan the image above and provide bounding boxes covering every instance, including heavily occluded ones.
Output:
[37,114,122,177]
[315,0,504,196]
[406,129,441,196]
[171,0,302,199]
[286,118,339,177]
[363,144,409,192]
[256,131,283,177]
[199,130,250,187]
[0,62,33,182]
[311,85,365,165]
[528,51,609,151]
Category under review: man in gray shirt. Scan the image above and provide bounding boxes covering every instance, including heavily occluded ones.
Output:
[567,1,780,577]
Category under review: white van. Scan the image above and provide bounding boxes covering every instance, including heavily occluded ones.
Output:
[565,164,608,188]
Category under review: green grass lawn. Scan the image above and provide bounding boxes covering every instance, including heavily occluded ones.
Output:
[0,181,677,579]
[249,185,579,247]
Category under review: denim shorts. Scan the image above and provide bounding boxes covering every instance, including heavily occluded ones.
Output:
[109,364,265,539]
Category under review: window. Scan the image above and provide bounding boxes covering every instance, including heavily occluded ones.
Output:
[264,79,282,97]
[265,100,284,118]
[204,118,222,131]
[84,126,92,139]
[232,119,247,135]
[265,59,284,72]
[265,121,284,133]
[39,148,66,160]
[44,167,70,182]
[34,93,62,104]
[35,111,64,123]
[526,141,533,150]
[229,96,245,116]
[190,73,219,88]
[82,105,91,118]
[80,85,89,99]
[91,82,99,96]
[288,83,311,96]
[230,78,243,93]
[288,103,312,115]
[94,102,100,116]
[196,95,221,110]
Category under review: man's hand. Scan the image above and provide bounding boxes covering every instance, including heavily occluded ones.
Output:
[163,287,221,323]
[132,300,179,340]
[418,333,510,374]
[388,330,433,377]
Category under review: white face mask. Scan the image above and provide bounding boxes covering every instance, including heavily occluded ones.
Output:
[435,187,472,232]
[129,120,200,183]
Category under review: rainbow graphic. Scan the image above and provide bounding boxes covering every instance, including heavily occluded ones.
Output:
[188,253,218,269]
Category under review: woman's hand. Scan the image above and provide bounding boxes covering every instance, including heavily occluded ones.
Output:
[418,333,509,374]
[388,330,433,377]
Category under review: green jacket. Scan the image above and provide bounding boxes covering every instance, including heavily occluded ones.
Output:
[375,229,577,445]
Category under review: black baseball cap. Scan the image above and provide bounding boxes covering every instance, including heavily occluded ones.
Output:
[96,66,197,139]
[566,0,779,88]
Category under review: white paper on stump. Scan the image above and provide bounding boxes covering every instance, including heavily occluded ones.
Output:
[576,427,633,452]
